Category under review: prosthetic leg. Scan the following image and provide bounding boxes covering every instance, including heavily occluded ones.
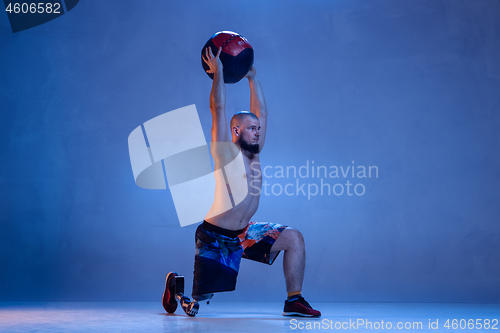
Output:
[162,272,200,317]
[174,274,200,317]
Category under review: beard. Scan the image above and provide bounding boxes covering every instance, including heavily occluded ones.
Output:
[237,136,260,154]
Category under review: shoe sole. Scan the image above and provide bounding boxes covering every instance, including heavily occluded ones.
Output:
[283,311,320,317]
[161,272,178,313]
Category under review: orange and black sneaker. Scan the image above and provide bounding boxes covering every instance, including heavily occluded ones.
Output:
[161,272,178,314]
[283,295,321,317]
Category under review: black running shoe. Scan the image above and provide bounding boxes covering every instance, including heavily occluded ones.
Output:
[283,295,321,317]
[161,272,178,313]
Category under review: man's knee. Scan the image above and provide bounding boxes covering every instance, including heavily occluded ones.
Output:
[283,227,305,249]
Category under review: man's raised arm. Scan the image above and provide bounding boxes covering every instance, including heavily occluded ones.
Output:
[246,67,267,152]
[203,47,229,143]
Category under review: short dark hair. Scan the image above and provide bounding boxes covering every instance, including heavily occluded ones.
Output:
[230,111,259,129]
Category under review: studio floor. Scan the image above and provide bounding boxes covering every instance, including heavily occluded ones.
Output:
[0,301,498,332]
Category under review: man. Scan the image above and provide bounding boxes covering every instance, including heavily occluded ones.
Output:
[163,47,320,318]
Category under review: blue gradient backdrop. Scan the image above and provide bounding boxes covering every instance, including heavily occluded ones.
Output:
[1,0,499,302]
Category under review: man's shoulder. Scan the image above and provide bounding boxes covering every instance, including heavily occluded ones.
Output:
[210,141,241,165]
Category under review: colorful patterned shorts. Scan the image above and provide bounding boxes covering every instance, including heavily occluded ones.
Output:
[192,220,288,299]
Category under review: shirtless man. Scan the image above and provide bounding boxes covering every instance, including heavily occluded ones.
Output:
[163,47,320,318]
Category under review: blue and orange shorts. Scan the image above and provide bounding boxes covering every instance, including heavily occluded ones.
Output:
[192,220,287,299]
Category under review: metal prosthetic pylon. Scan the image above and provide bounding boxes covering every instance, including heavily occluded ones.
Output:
[173,275,200,317]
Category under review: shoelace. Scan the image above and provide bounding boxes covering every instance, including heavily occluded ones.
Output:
[287,296,312,309]
[295,296,312,309]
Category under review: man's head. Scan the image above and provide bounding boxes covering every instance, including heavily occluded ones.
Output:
[230,111,260,154]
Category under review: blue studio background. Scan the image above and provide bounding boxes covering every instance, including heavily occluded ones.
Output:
[1,0,499,303]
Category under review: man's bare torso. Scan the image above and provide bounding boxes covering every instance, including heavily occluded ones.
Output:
[205,143,262,230]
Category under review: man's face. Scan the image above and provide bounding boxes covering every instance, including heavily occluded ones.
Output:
[237,116,260,154]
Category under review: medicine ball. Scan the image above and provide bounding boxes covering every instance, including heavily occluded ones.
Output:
[201,31,254,84]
